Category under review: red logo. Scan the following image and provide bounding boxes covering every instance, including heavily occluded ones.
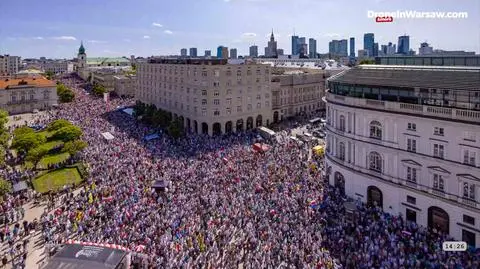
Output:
[376,16,393,23]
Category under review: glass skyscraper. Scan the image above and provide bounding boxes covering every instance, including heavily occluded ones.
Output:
[349,37,355,57]
[397,35,410,55]
[363,33,374,57]
[291,35,299,56]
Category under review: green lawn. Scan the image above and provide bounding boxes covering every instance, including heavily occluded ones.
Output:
[32,168,83,193]
[38,130,56,139]
[37,140,63,152]
[38,152,70,169]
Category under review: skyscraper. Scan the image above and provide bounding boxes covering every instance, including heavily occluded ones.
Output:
[189,48,197,57]
[329,39,348,57]
[308,38,317,58]
[349,37,355,57]
[398,35,410,54]
[249,45,258,57]
[276,49,284,56]
[419,42,433,55]
[205,50,211,57]
[339,39,348,57]
[217,46,229,58]
[373,43,379,57]
[266,30,278,58]
[298,37,307,56]
[230,48,237,59]
[363,33,374,57]
[291,35,299,56]
[180,48,187,57]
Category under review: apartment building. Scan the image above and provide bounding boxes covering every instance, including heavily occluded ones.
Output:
[136,58,272,135]
[271,71,329,122]
[324,65,480,247]
[0,55,21,76]
[113,74,136,97]
[0,76,58,114]
[41,60,74,74]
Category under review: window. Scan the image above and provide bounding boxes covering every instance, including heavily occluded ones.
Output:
[193,98,198,103]
[214,70,220,77]
[434,127,444,136]
[407,123,416,131]
[213,99,220,105]
[214,81,220,87]
[247,104,252,111]
[201,99,207,105]
[237,97,242,105]
[237,106,242,112]
[226,70,232,76]
[463,215,475,226]
[256,69,261,75]
[463,150,476,166]
[265,101,270,107]
[43,91,49,100]
[226,108,231,114]
[201,108,207,116]
[464,131,476,142]
[29,91,34,100]
[463,182,475,200]
[368,152,382,172]
[406,195,416,204]
[202,90,207,96]
[406,167,417,183]
[433,174,444,191]
[202,71,207,77]
[226,98,232,105]
[226,89,232,95]
[339,115,346,132]
[338,142,345,161]
[256,94,261,100]
[407,139,417,153]
[214,110,220,116]
[369,121,382,139]
[214,90,219,97]
[236,70,241,76]
[256,103,261,109]
[433,144,444,159]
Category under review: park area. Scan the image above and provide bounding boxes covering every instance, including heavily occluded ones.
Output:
[10,119,88,193]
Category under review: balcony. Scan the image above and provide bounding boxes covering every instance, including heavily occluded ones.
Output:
[405,181,418,188]
[461,197,477,208]
[325,92,480,123]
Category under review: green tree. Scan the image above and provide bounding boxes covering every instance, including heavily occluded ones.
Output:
[168,120,184,139]
[62,140,88,156]
[26,146,48,169]
[92,83,106,96]
[0,179,12,198]
[359,59,375,65]
[45,71,55,80]
[133,101,146,117]
[0,147,5,166]
[47,119,72,132]
[57,84,75,103]
[52,125,83,142]
[13,126,35,136]
[11,133,46,153]
[0,110,8,132]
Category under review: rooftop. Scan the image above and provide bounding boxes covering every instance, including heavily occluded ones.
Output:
[328,65,480,90]
[0,77,55,89]
[148,57,229,65]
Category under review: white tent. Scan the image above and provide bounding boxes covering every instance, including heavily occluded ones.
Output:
[101,132,115,140]
[122,108,134,116]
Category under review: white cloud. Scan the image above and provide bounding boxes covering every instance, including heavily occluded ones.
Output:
[33,37,44,40]
[324,33,341,38]
[88,40,107,44]
[143,35,151,39]
[164,30,173,34]
[152,22,163,28]
[53,36,77,41]
[242,32,257,38]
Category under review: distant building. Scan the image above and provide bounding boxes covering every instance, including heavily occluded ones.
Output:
[349,37,355,57]
[363,33,375,58]
[276,49,284,56]
[291,35,299,56]
[266,30,278,58]
[189,48,198,57]
[329,40,348,57]
[309,38,317,58]
[357,49,370,61]
[41,60,73,74]
[217,46,229,59]
[375,55,480,66]
[249,45,258,57]
[398,35,410,54]
[0,55,21,76]
[113,74,136,97]
[0,76,58,114]
[373,43,379,57]
[230,48,237,59]
[298,37,307,56]
[180,48,187,57]
[432,50,475,56]
[205,50,211,57]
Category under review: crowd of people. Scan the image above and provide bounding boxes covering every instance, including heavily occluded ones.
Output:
[1,73,478,268]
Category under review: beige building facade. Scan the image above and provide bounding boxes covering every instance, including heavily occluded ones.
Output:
[271,71,332,122]
[136,58,273,135]
[0,55,21,76]
[113,75,136,97]
[0,77,58,114]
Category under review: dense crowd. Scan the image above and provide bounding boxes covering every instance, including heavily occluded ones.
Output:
[2,73,478,268]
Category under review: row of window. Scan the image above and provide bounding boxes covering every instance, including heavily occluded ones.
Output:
[139,67,269,77]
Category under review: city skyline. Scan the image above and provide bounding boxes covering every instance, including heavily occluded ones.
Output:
[0,0,477,58]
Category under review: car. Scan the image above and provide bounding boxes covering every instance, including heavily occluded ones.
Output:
[313,131,326,138]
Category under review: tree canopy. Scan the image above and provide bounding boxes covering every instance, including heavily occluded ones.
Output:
[11,132,46,153]
[167,120,184,139]
[52,125,83,142]
[0,109,9,147]
[26,146,49,169]
[13,126,35,137]
[62,140,88,156]
[0,179,12,198]
[47,119,72,132]
[92,83,106,96]
[57,83,75,103]
[359,59,375,65]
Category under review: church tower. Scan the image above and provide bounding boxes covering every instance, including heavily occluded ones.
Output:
[77,41,86,70]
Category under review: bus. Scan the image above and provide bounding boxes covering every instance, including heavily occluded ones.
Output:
[257,126,276,139]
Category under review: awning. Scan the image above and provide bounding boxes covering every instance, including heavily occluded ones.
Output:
[122,108,134,116]
[144,133,159,141]
[101,132,114,140]
[13,181,28,193]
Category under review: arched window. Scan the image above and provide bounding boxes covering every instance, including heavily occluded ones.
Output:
[369,121,382,139]
[339,115,346,132]
[368,152,382,172]
[338,142,346,160]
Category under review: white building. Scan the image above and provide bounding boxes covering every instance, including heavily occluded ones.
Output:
[113,74,136,97]
[41,60,74,74]
[0,76,58,114]
[324,65,480,248]
[136,58,272,136]
[419,42,434,56]
[0,55,21,76]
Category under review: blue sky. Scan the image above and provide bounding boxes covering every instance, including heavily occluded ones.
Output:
[0,0,478,58]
